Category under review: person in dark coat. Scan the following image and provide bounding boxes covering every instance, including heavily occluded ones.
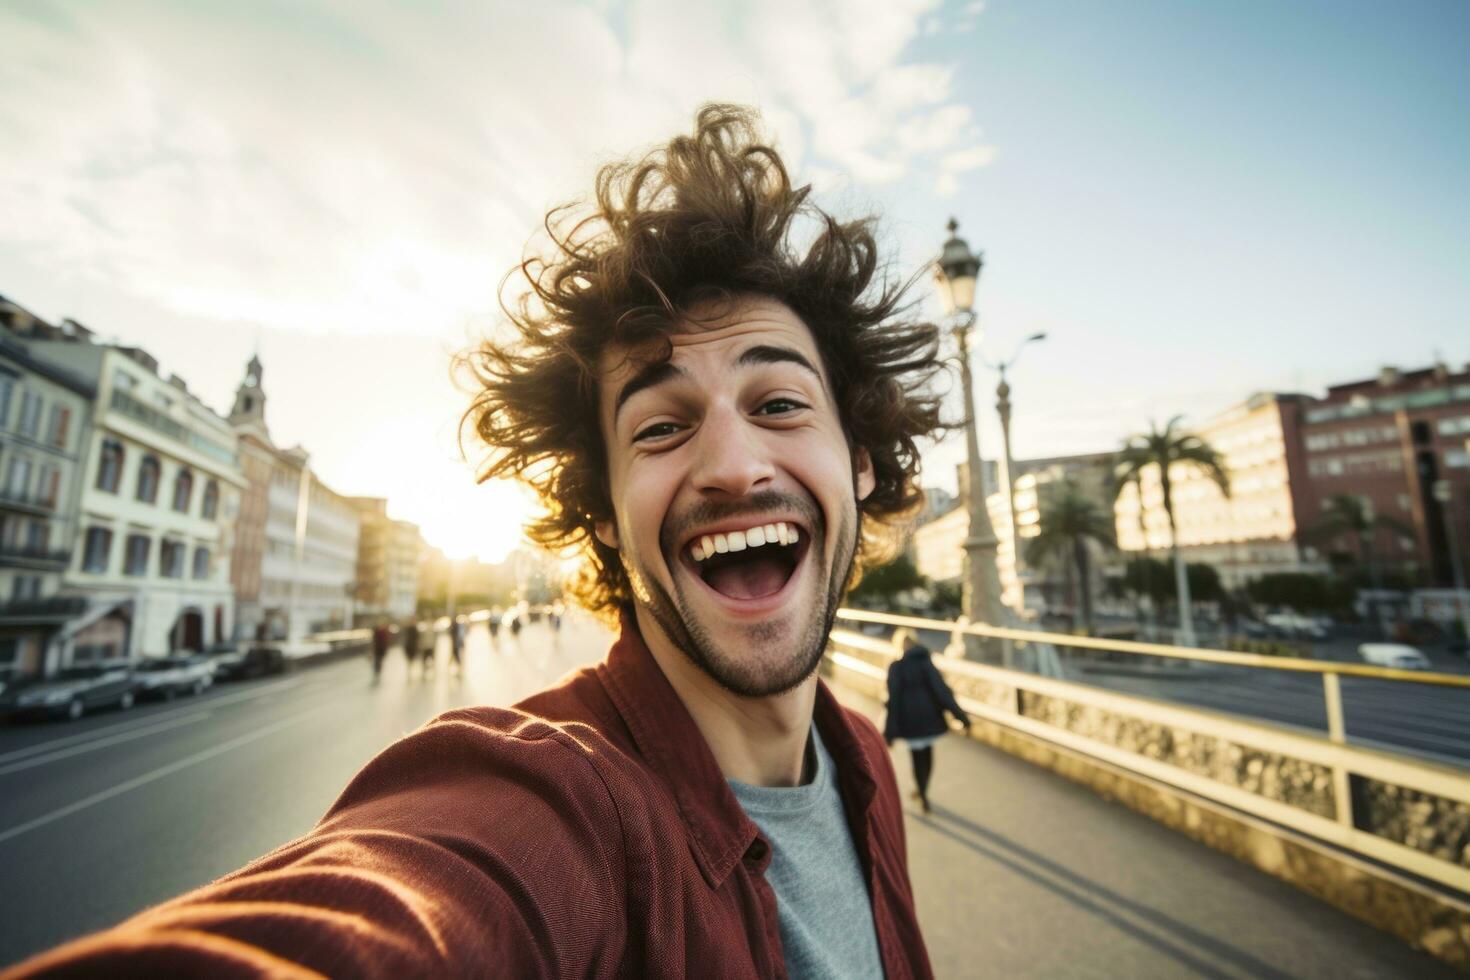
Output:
[370,621,391,680]
[883,628,970,813]
[400,619,420,677]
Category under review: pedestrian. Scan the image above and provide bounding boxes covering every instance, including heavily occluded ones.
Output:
[19,105,944,977]
[488,606,501,644]
[450,615,466,673]
[370,620,390,680]
[883,628,971,814]
[399,618,419,676]
[418,620,436,676]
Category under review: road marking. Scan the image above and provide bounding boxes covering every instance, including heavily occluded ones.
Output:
[0,703,331,847]
[0,677,308,766]
[0,711,213,777]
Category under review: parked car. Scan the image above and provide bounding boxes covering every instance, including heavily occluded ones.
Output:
[1264,613,1329,640]
[133,655,215,700]
[212,646,286,681]
[1358,643,1432,671]
[0,664,137,721]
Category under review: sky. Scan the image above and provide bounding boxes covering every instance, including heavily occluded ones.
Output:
[2,0,1466,561]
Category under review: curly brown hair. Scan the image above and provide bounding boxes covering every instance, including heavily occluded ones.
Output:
[461,104,945,619]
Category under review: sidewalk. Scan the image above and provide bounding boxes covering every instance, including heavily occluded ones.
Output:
[830,682,1455,979]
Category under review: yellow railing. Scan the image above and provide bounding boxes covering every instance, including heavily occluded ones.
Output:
[835,608,1470,689]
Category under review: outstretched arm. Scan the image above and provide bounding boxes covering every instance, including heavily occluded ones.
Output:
[4,710,627,979]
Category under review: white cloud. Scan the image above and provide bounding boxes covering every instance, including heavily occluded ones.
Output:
[0,0,991,558]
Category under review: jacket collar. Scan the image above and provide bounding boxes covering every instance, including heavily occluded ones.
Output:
[597,610,880,889]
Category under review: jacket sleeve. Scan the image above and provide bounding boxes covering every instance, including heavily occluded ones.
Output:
[3,709,628,979]
[882,663,900,740]
[924,660,970,726]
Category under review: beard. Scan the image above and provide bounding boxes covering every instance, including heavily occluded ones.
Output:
[632,490,859,699]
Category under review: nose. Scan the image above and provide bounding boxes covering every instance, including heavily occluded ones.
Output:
[689,404,775,498]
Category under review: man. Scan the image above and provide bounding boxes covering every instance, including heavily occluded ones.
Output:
[8,105,943,978]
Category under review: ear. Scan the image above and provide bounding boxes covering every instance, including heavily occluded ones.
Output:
[853,448,876,503]
[594,519,620,551]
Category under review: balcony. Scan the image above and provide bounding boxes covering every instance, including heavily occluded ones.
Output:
[0,595,87,622]
[0,487,57,516]
[0,543,74,571]
[109,389,239,468]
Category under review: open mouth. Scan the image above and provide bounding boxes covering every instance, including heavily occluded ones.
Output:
[682,521,810,602]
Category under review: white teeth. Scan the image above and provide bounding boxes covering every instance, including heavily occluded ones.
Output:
[690,522,803,561]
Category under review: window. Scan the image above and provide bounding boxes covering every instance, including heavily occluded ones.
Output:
[83,527,113,573]
[10,575,40,600]
[97,440,124,493]
[0,375,14,429]
[135,456,160,504]
[112,370,136,393]
[192,546,211,580]
[17,390,41,439]
[46,405,70,448]
[202,480,219,520]
[38,465,59,508]
[172,468,193,513]
[4,456,31,498]
[25,520,46,552]
[124,534,150,577]
[1447,449,1470,470]
[160,540,184,578]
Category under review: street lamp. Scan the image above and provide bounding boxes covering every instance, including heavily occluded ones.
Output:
[982,332,1047,608]
[933,218,1006,634]
[1432,479,1470,645]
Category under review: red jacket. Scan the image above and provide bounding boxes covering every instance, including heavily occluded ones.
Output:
[7,617,932,978]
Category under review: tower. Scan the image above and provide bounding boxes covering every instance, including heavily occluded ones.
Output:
[230,354,268,437]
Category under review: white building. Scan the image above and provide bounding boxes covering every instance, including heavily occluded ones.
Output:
[23,331,244,660]
[350,497,421,621]
[228,358,359,640]
[0,301,98,679]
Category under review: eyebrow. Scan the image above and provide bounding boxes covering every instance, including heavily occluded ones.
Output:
[612,344,826,422]
[614,360,686,420]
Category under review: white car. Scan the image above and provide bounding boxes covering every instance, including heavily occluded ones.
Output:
[133,655,216,700]
[1358,643,1431,671]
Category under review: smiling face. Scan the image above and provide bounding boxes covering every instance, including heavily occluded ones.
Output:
[596,297,874,698]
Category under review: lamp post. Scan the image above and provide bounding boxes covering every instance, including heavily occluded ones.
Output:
[933,218,1006,635]
[1432,479,1470,645]
[983,333,1047,609]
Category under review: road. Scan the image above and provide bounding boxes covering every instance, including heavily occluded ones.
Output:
[0,614,608,967]
[0,615,1454,976]
[902,625,1470,766]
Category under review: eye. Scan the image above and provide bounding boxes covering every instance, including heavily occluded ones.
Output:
[755,397,807,417]
[633,421,682,443]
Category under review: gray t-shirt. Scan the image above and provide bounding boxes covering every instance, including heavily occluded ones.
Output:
[728,726,884,980]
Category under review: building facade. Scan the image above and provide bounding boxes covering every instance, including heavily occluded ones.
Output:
[1297,363,1470,586]
[228,358,359,640]
[21,330,244,661]
[349,497,422,620]
[1115,392,1319,589]
[0,301,97,679]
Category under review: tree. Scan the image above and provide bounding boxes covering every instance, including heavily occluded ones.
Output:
[1026,479,1116,634]
[1301,494,1414,631]
[1246,573,1352,614]
[1113,417,1231,645]
[848,554,926,608]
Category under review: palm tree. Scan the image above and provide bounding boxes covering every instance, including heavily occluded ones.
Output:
[1113,416,1231,646]
[1115,468,1158,634]
[1027,479,1116,634]
[1302,493,1414,635]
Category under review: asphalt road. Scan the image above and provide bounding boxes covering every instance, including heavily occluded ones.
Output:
[0,614,611,967]
[0,614,1455,976]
